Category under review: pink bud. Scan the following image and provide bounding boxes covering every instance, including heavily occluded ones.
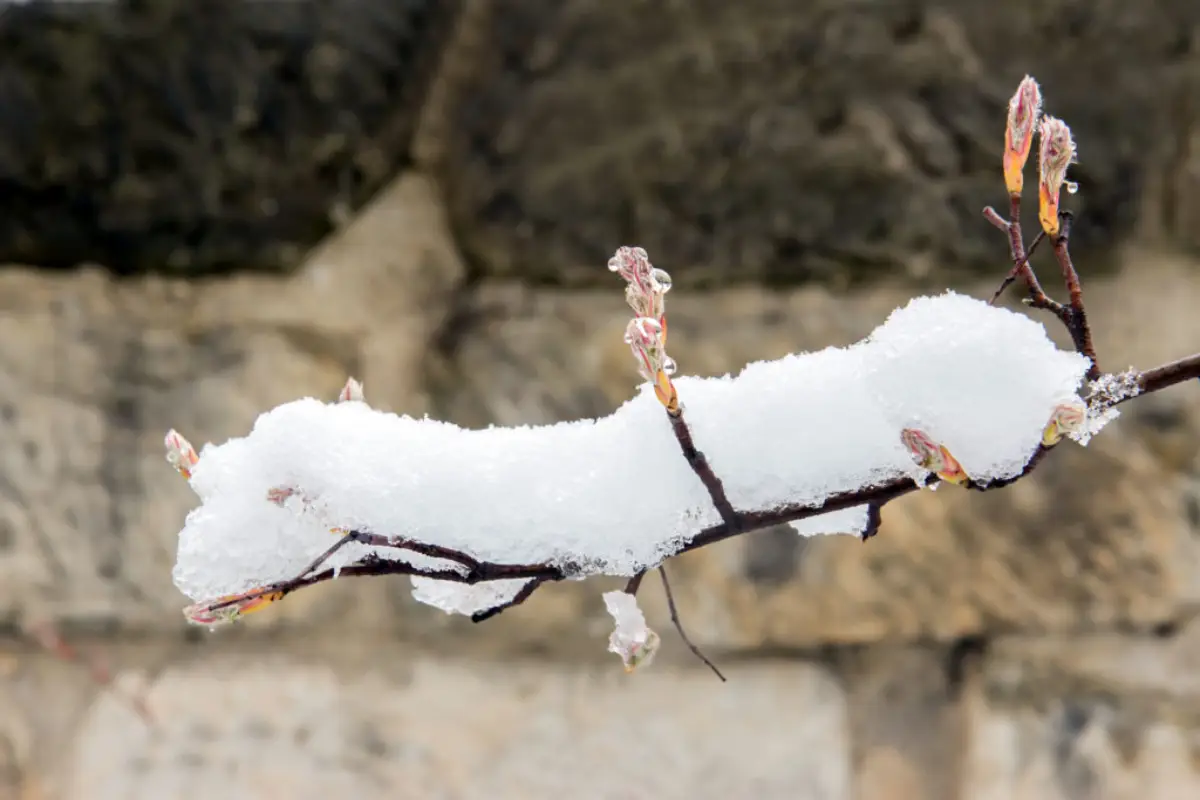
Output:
[1038,116,1076,237]
[183,588,285,627]
[337,377,365,403]
[164,429,200,479]
[900,428,968,484]
[1003,76,1041,195]
[1042,399,1087,446]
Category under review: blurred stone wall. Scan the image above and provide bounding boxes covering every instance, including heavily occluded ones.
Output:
[2,1,1200,798]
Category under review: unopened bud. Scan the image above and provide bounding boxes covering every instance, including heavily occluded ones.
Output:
[1042,399,1087,446]
[1003,76,1041,195]
[1038,116,1076,237]
[183,588,285,627]
[337,377,365,404]
[164,429,200,479]
[900,428,968,485]
[624,317,679,412]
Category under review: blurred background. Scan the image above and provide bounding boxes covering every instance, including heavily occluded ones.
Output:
[1,0,1200,797]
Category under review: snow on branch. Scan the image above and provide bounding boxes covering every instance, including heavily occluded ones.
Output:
[164,76,1200,675]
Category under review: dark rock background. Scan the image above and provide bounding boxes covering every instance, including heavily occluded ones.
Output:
[0,0,453,274]
[4,0,1198,284]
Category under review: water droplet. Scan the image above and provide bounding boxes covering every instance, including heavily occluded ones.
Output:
[607,257,621,272]
[1065,181,1079,195]
[632,247,648,260]
[651,268,673,293]
[662,356,677,376]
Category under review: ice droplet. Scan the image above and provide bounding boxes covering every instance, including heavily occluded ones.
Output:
[662,356,677,376]
[651,268,673,293]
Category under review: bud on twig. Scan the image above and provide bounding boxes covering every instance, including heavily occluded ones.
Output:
[625,317,679,412]
[184,588,285,626]
[164,429,200,479]
[900,428,969,484]
[337,377,365,403]
[1038,116,1076,237]
[610,247,679,412]
[1003,76,1041,196]
[1042,399,1087,446]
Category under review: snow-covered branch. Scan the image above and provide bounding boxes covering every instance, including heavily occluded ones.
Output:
[164,76,1200,675]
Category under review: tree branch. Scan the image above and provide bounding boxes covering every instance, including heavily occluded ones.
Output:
[668,408,739,527]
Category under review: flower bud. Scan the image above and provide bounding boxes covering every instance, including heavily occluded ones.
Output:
[164,429,200,479]
[1003,76,1041,195]
[624,317,679,412]
[1038,116,1076,237]
[183,588,285,627]
[337,377,365,403]
[900,428,968,484]
[1042,399,1088,446]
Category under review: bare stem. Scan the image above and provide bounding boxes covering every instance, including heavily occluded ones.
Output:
[1051,212,1100,380]
[659,565,725,682]
[669,409,739,527]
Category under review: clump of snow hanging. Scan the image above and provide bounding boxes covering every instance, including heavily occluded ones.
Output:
[603,591,660,672]
[172,292,1090,605]
[410,577,532,617]
[789,505,870,537]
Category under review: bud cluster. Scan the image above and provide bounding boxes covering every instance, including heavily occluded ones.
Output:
[609,246,679,413]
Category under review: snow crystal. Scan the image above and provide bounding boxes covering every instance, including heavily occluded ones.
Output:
[173,292,1090,603]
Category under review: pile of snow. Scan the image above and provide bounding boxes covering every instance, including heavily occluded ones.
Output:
[172,292,1089,614]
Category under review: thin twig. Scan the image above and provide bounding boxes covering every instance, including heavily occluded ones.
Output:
[1051,212,1100,380]
[982,198,1069,326]
[659,565,725,682]
[989,230,1046,303]
[861,502,883,541]
[624,571,646,595]
[471,578,547,623]
[668,409,739,527]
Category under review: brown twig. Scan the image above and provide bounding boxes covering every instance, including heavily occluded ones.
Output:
[659,565,725,681]
[983,197,1068,325]
[668,409,739,527]
[861,502,884,542]
[471,578,547,623]
[1051,212,1101,380]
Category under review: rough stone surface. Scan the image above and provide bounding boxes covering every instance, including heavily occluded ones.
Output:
[0,645,850,800]
[0,0,453,273]
[963,621,1200,799]
[426,0,1200,286]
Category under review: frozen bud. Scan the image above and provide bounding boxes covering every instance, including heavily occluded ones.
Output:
[1038,116,1076,237]
[183,588,285,627]
[164,429,199,479]
[1003,76,1041,195]
[624,317,679,412]
[602,590,661,673]
[337,377,365,403]
[1042,399,1088,446]
[900,428,968,485]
